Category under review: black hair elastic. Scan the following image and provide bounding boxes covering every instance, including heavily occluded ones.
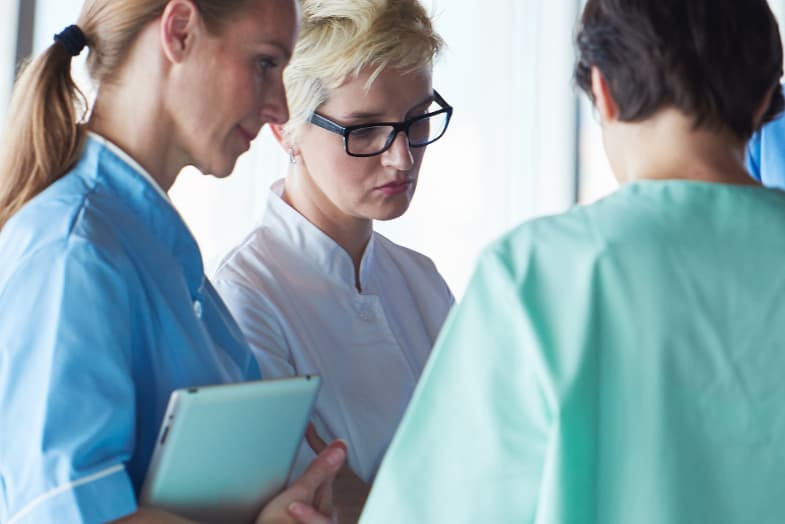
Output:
[54,25,87,56]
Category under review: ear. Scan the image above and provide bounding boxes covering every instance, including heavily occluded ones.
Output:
[160,0,202,65]
[270,123,298,155]
[591,66,619,122]
[752,84,777,128]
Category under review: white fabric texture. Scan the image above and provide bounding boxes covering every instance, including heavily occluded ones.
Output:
[213,180,454,481]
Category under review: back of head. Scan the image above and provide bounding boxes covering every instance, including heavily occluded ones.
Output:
[282,0,443,140]
[574,0,784,140]
[0,0,255,230]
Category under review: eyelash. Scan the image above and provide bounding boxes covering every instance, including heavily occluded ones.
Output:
[257,58,278,72]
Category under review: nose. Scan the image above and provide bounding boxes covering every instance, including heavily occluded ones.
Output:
[261,76,290,125]
[382,131,414,170]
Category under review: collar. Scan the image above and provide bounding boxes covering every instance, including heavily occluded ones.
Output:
[87,131,170,202]
[77,134,204,296]
[263,180,376,290]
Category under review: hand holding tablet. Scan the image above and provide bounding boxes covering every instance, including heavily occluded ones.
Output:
[140,376,323,523]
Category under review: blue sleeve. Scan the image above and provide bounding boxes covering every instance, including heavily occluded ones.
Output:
[746,126,763,182]
[747,84,785,188]
[0,239,138,524]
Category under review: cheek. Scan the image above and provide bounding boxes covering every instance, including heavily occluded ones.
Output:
[213,63,255,113]
[320,158,381,204]
[303,136,353,182]
[323,158,370,195]
[412,149,427,170]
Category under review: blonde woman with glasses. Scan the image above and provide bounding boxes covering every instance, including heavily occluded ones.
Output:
[213,0,454,514]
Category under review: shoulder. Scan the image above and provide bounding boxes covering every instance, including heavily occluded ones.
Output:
[483,204,605,280]
[212,227,289,329]
[213,224,282,290]
[373,231,443,275]
[3,185,132,279]
[372,231,454,300]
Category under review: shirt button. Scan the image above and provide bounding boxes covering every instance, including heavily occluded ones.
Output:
[359,307,373,322]
[193,299,203,319]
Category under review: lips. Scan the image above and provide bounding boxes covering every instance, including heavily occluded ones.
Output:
[376,178,414,196]
[237,125,258,147]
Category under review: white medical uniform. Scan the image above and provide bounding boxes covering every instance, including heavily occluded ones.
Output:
[214,180,454,481]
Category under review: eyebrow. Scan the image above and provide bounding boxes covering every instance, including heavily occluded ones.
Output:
[254,40,293,62]
[340,94,436,122]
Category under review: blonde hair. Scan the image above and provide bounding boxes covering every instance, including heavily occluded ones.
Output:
[0,0,253,229]
[283,0,443,140]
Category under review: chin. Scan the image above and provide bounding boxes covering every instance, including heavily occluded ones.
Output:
[202,155,239,178]
[211,168,235,179]
[373,204,410,221]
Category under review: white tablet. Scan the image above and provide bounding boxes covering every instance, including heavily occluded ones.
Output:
[139,375,320,523]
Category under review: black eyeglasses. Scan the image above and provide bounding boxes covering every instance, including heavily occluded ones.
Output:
[309,90,453,157]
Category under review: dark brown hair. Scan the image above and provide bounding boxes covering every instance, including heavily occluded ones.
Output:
[574,0,784,140]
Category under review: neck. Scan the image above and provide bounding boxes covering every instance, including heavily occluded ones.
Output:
[89,95,180,192]
[608,108,757,187]
[87,23,187,193]
[283,169,372,289]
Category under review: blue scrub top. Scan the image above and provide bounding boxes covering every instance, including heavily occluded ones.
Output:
[0,136,260,524]
[747,85,785,189]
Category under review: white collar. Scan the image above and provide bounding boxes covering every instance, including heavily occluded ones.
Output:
[87,131,170,202]
[263,180,376,290]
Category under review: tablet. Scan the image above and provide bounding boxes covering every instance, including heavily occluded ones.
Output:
[139,375,320,523]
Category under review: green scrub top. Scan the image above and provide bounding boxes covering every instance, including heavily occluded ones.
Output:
[361,181,785,524]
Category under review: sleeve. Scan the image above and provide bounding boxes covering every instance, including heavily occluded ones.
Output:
[0,240,138,524]
[213,278,317,483]
[212,278,295,379]
[746,125,763,182]
[748,84,785,184]
[360,241,554,524]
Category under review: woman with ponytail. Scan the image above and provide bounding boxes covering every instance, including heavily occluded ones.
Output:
[0,1,344,523]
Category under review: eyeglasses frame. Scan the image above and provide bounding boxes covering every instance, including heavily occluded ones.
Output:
[308,90,453,158]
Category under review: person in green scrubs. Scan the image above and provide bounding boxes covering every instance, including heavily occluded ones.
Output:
[360,1,785,522]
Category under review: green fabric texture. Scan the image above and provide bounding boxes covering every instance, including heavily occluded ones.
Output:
[361,181,785,523]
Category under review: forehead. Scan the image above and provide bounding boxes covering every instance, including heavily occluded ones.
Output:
[323,67,434,114]
[219,0,299,52]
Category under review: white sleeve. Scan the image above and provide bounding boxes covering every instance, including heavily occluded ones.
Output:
[213,278,296,379]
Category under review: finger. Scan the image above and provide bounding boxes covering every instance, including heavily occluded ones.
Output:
[311,441,346,516]
[314,466,335,516]
[294,440,347,495]
[305,423,327,455]
[287,501,335,524]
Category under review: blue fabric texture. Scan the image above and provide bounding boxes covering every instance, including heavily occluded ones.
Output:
[746,85,785,189]
[0,136,259,524]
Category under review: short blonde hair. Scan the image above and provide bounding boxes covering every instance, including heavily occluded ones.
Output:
[283,0,443,140]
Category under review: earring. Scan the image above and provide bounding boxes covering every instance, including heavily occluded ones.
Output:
[288,149,297,165]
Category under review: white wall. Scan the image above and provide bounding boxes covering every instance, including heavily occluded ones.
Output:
[0,0,19,127]
[373,0,579,296]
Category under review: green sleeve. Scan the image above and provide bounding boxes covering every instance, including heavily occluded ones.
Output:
[360,237,555,524]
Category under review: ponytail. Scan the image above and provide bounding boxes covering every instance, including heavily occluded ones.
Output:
[0,37,88,229]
